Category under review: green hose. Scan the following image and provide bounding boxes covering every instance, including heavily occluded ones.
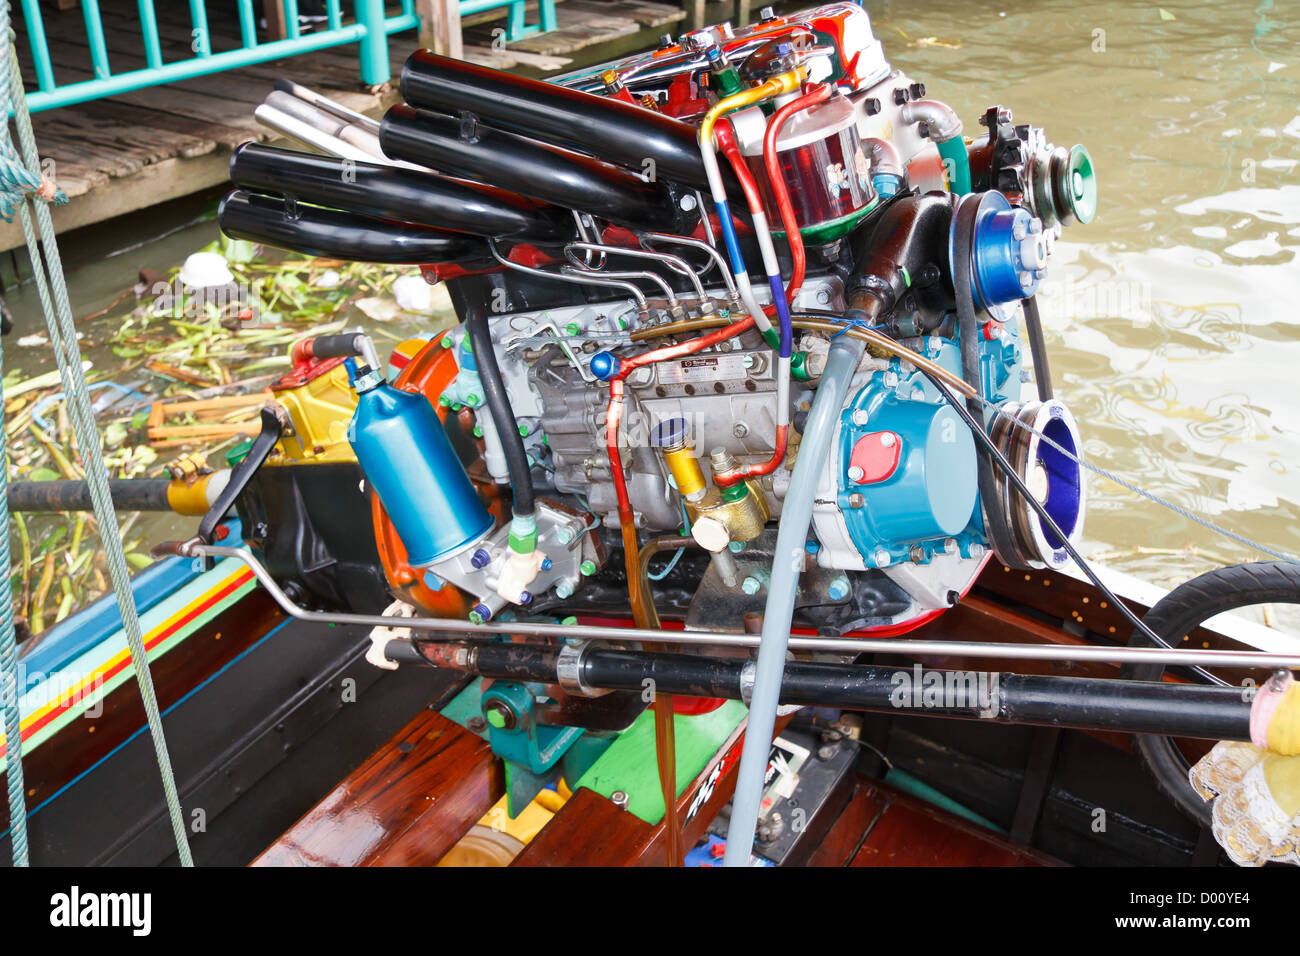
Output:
[937,137,972,196]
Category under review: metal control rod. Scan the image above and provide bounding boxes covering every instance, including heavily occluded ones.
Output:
[157,543,1300,671]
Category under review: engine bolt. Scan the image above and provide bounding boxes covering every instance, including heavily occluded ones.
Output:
[849,492,865,509]
[555,579,575,599]
[909,545,927,564]
[484,700,516,731]
[827,576,850,601]
[852,409,869,426]
[729,540,746,553]
[540,557,553,571]
[880,433,896,448]
[470,549,491,569]
[847,465,865,482]
[611,790,631,810]
[873,547,893,568]
[518,591,533,605]
[580,560,597,576]
[742,576,762,595]
[557,527,574,545]
[733,422,749,438]
[469,603,493,624]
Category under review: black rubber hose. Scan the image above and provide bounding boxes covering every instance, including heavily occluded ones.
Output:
[465,307,535,518]
[1021,295,1054,401]
[1122,561,1300,826]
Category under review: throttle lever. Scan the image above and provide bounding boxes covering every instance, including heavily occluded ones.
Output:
[197,403,288,545]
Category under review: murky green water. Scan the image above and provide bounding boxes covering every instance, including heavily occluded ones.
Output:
[8,0,1299,600]
[875,0,1300,588]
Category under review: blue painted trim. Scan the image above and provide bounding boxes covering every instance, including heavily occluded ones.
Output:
[16,518,242,694]
[2,618,293,842]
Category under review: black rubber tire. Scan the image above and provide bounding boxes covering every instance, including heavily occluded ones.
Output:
[1123,561,1300,826]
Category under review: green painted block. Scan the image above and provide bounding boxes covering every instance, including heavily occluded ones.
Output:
[574,700,747,825]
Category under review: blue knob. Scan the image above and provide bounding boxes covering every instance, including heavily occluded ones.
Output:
[470,548,491,569]
[540,557,553,571]
[590,351,621,382]
[518,591,533,605]
[651,416,689,449]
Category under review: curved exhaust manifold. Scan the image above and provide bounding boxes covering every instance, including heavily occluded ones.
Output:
[229,142,570,243]
[379,105,688,234]
[218,190,489,265]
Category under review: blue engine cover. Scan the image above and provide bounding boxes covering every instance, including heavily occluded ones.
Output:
[834,320,1023,566]
[348,379,494,567]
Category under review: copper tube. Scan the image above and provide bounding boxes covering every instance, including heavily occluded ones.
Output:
[629,316,979,399]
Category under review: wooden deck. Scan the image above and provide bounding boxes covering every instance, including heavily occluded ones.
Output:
[2,0,688,253]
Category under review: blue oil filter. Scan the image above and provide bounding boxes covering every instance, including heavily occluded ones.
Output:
[348,371,493,567]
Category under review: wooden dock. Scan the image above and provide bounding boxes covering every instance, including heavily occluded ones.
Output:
[2,0,693,254]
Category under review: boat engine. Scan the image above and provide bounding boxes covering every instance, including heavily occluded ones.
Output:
[212,2,1099,816]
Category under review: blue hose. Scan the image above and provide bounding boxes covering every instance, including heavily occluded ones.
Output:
[722,334,866,866]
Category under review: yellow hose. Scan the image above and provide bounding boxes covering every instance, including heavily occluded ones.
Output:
[697,67,807,149]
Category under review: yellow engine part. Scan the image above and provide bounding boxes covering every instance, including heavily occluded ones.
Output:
[270,362,358,464]
[437,783,571,867]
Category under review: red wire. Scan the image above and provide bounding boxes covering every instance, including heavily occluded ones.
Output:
[764,83,832,305]
[605,317,756,512]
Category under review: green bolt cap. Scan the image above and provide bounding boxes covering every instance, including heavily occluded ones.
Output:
[518,423,529,436]
[485,706,508,728]
[440,335,453,348]
[469,610,485,624]
[580,560,597,576]
[466,393,481,406]
[473,424,483,438]
[565,322,581,336]
[438,395,452,407]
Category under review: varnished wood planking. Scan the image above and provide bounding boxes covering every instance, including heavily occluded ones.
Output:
[252,709,501,866]
[1,590,284,833]
[844,780,1060,868]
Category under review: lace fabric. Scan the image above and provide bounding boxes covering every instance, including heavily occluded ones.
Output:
[1191,741,1300,867]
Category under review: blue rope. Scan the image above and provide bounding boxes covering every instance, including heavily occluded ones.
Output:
[0,153,68,223]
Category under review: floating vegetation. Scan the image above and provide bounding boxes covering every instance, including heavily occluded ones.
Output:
[5,236,454,636]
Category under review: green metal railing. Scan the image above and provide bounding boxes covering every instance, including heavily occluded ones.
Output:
[17,0,420,112]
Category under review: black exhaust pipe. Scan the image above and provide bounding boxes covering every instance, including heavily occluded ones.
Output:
[399,51,712,190]
[229,142,569,242]
[380,104,688,233]
[218,190,489,265]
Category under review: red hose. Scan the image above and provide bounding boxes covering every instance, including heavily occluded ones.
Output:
[764,83,832,305]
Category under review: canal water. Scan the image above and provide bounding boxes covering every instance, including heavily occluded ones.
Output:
[4,0,1297,603]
